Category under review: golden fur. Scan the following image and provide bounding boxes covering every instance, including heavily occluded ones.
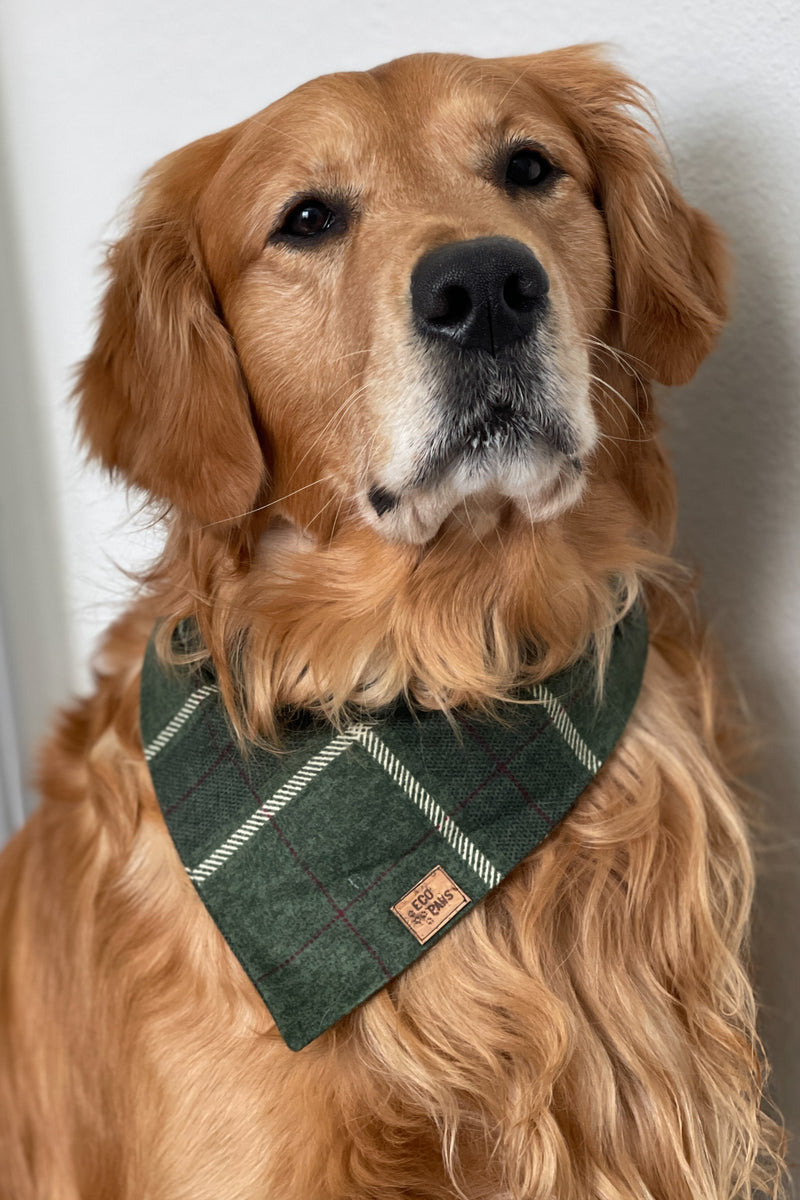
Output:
[0,46,786,1199]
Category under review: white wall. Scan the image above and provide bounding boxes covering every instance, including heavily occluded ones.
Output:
[1,0,798,1165]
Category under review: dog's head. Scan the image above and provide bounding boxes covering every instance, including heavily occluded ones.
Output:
[76,46,728,541]
[74,48,730,726]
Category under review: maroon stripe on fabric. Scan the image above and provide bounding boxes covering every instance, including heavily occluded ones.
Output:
[267,817,392,980]
[454,713,553,827]
[257,913,341,981]
[208,711,393,983]
[164,743,233,816]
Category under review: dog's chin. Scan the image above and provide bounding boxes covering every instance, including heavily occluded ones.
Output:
[361,447,587,545]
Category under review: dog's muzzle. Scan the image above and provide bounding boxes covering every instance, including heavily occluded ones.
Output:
[364,237,587,536]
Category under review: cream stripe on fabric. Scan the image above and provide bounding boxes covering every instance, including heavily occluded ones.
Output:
[352,727,501,889]
[187,727,364,883]
[143,685,218,762]
[158,682,593,888]
[532,684,602,775]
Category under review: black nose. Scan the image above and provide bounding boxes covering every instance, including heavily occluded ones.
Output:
[411,236,549,355]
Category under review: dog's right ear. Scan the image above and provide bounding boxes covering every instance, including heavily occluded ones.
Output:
[521,45,730,388]
[74,131,265,526]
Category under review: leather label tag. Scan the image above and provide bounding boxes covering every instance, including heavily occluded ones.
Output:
[391,865,470,944]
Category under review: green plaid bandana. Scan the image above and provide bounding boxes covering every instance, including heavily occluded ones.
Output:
[140,606,648,1050]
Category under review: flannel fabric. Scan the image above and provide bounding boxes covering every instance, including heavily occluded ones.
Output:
[140,605,648,1050]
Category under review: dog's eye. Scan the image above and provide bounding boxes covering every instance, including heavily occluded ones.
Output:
[505,149,553,189]
[278,199,338,239]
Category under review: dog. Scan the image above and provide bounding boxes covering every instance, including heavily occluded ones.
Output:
[0,45,786,1199]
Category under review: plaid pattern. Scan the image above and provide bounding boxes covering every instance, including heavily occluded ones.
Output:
[140,606,648,1051]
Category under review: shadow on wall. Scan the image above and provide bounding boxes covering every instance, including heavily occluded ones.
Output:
[0,111,73,833]
[665,116,800,1170]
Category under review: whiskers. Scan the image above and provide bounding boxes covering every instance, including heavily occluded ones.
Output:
[199,366,377,530]
[583,334,653,448]
[199,474,338,529]
[585,333,650,389]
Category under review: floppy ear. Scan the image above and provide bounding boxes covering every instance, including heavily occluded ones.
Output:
[74,131,265,525]
[531,45,730,386]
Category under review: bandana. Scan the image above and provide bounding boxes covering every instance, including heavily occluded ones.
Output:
[140,606,648,1050]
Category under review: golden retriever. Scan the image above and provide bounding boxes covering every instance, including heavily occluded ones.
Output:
[0,46,786,1200]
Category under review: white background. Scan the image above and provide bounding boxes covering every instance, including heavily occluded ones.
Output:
[0,0,798,1170]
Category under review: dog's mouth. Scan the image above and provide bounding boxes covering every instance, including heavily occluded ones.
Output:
[361,329,591,540]
[364,383,587,543]
[414,397,579,487]
[451,403,525,458]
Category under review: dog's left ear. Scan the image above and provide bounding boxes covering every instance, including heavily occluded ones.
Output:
[527,45,730,386]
